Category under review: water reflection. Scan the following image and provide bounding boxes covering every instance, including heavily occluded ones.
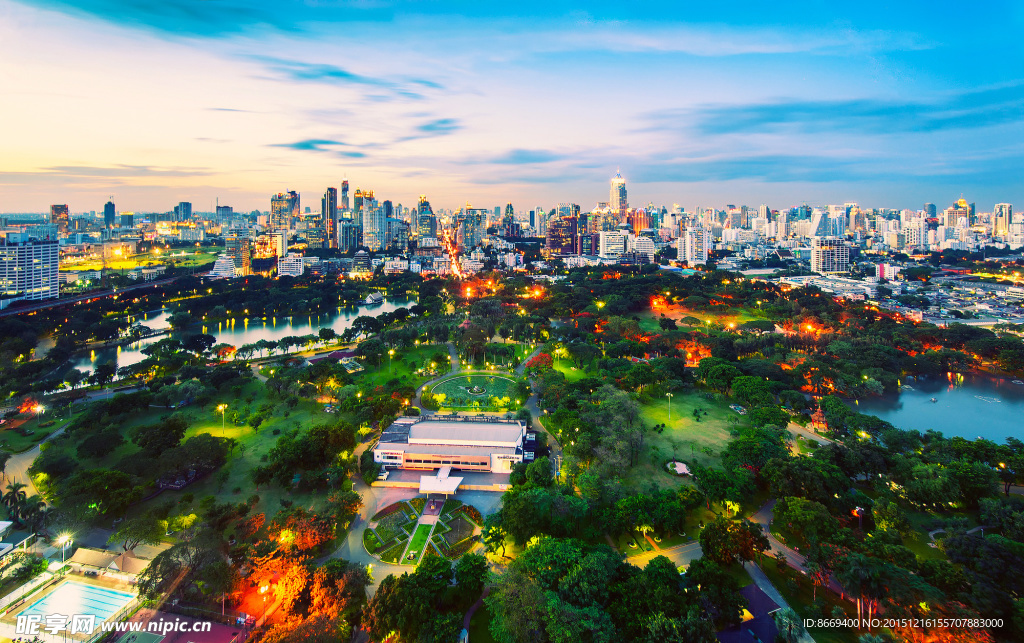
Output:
[70,299,413,375]
[857,372,1024,442]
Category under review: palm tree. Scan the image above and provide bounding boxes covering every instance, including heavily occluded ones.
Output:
[773,608,803,643]
[16,496,46,530]
[2,482,27,512]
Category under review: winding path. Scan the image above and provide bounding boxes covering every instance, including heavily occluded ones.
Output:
[749,500,846,598]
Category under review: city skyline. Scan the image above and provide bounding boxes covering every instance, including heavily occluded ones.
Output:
[2,1,1023,211]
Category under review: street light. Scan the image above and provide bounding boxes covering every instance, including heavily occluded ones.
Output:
[217,404,227,431]
[389,349,395,373]
[56,534,72,570]
[666,392,673,420]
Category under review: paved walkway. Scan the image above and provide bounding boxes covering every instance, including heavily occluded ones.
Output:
[4,421,69,502]
[463,587,491,631]
[749,500,846,598]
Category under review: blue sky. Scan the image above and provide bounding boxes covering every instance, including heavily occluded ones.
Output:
[2,0,1023,213]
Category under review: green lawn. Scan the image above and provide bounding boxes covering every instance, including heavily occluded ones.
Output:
[407,524,432,560]
[622,391,739,491]
[355,345,451,390]
[551,360,588,383]
[430,374,523,409]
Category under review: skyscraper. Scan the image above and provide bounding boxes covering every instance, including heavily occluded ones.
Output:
[610,170,627,216]
[994,203,1013,237]
[177,202,192,222]
[417,196,436,239]
[322,187,338,248]
[362,204,386,251]
[224,232,251,276]
[104,200,116,229]
[340,180,350,211]
[923,203,937,218]
[545,216,577,255]
[677,226,711,265]
[50,204,69,235]
[271,191,299,231]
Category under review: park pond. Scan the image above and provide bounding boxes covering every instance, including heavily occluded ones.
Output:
[855,372,1024,443]
[69,298,414,375]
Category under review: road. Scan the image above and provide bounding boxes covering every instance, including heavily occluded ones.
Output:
[0,276,184,318]
[749,500,846,598]
[626,541,703,569]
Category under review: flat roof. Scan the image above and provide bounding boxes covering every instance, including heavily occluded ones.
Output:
[379,416,524,448]
[376,443,517,457]
[409,422,522,446]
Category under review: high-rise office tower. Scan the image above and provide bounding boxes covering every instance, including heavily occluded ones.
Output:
[382,200,394,219]
[923,203,937,218]
[994,203,1013,237]
[417,196,436,238]
[224,232,251,276]
[340,180,350,210]
[271,191,299,231]
[810,237,849,274]
[457,208,487,250]
[177,202,192,221]
[50,205,69,235]
[216,205,233,219]
[353,188,365,213]
[104,200,116,229]
[0,231,59,302]
[545,216,577,255]
[322,187,338,248]
[610,170,627,216]
[943,199,971,228]
[362,204,386,251]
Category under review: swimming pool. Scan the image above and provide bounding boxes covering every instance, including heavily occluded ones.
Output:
[21,580,135,624]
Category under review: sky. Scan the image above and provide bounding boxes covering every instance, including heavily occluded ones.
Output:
[1,0,1023,214]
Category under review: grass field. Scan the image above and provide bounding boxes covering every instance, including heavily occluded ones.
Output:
[355,345,451,391]
[622,391,739,490]
[49,378,349,526]
[431,374,522,409]
[551,360,588,383]
[407,524,432,560]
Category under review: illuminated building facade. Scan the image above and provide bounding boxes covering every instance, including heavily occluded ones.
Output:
[0,232,59,304]
[810,237,849,275]
[104,201,116,229]
[322,187,338,248]
[417,195,436,239]
[270,191,299,231]
[610,170,627,216]
[50,204,69,235]
[224,232,251,276]
[374,416,535,474]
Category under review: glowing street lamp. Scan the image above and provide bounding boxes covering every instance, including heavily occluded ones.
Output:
[56,534,73,569]
[666,392,673,420]
[217,404,227,431]
[388,349,395,373]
